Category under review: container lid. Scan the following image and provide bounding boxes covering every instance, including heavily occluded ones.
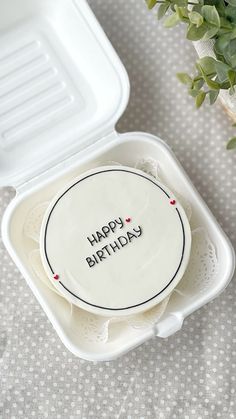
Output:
[0,0,130,187]
[39,166,192,317]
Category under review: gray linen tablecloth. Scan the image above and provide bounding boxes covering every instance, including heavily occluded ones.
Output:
[0,1,236,418]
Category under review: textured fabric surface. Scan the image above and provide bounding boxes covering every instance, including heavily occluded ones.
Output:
[0,1,236,418]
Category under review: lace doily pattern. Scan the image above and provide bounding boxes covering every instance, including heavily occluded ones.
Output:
[136,158,192,220]
[176,228,218,298]
[24,202,49,243]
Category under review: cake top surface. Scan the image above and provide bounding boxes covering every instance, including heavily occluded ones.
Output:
[40,166,191,316]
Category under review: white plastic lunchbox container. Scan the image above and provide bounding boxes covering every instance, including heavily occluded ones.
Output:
[0,0,235,361]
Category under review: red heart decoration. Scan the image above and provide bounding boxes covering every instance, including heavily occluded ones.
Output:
[126,217,131,223]
[54,274,59,280]
[170,200,176,205]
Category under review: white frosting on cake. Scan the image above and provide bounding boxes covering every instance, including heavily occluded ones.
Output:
[40,166,192,316]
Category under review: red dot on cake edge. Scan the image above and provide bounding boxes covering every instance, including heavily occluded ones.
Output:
[54,274,59,280]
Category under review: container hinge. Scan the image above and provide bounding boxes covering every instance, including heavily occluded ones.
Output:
[16,129,119,193]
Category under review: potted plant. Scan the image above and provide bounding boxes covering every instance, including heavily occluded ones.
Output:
[146,0,236,149]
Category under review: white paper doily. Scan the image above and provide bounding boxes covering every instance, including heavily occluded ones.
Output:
[176,227,218,298]
[23,159,218,343]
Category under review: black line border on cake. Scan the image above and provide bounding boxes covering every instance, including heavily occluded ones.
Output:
[44,168,186,311]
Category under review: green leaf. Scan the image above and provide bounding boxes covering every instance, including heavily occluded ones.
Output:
[193,78,205,89]
[217,27,233,37]
[227,53,236,67]
[225,6,236,24]
[222,44,236,66]
[230,27,236,39]
[186,22,208,40]
[196,62,220,89]
[189,11,204,27]
[208,89,219,104]
[197,56,216,75]
[164,12,180,27]
[214,34,231,55]
[204,76,221,89]
[219,17,232,30]
[196,91,206,107]
[192,4,202,13]
[226,137,236,149]
[147,0,157,9]
[175,5,189,20]
[215,61,231,82]
[157,3,170,19]
[173,0,188,6]
[202,25,219,40]
[176,72,192,84]
[226,0,236,6]
[188,88,200,97]
[229,38,236,56]
[219,80,231,89]
[228,69,236,87]
[216,0,230,14]
[202,5,220,27]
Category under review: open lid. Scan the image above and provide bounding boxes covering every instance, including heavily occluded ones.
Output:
[0,0,130,187]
